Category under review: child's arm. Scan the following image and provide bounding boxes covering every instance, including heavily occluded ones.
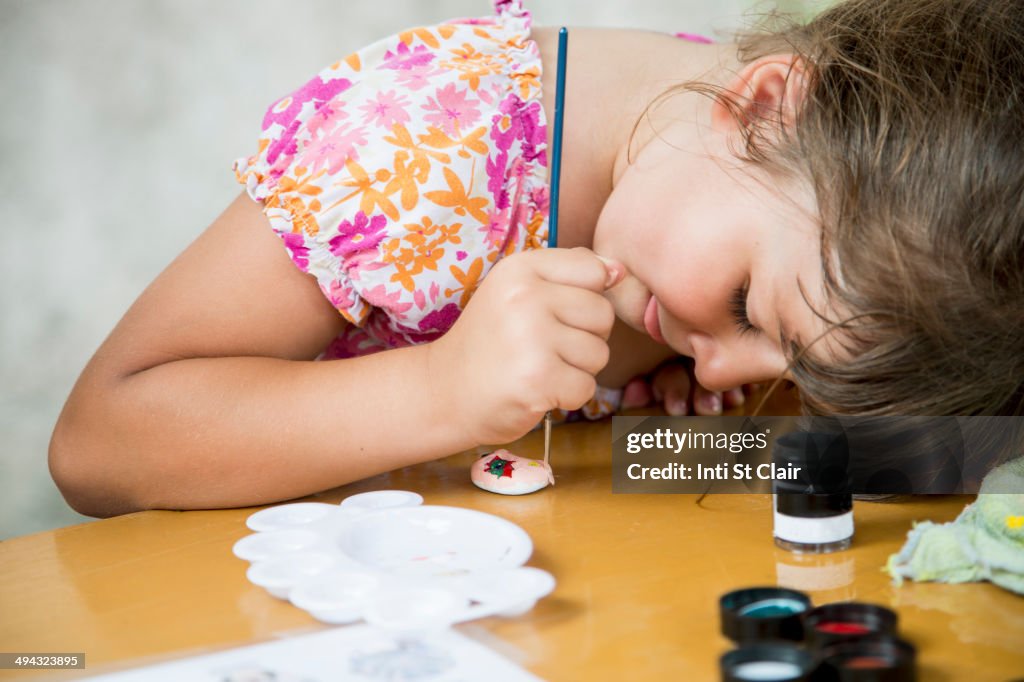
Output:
[50,194,617,517]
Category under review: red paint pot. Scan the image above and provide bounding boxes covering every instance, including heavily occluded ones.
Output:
[803,603,898,648]
[816,621,873,636]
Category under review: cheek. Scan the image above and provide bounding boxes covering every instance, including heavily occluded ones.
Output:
[592,194,628,258]
[594,173,667,260]
[595,175,717,320]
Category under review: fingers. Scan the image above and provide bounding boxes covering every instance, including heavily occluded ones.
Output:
[652,362,692,416]
[553,325,611,376]
[723,387,746,409]
[550,364,598,412]
[486,249,620,340]
[522,247,625,292]
[621,377,652,409]
[440,247,626,442]
[642,358,750,415]
[692,386,746,415]
[692,385,723,415]
[547,283,617,339]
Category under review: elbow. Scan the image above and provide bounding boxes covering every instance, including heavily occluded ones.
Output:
[49,408,146,518]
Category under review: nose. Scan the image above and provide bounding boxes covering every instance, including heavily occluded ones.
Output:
[688,332,788,391]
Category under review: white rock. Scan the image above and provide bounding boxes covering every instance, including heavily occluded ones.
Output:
[470,449,554,495]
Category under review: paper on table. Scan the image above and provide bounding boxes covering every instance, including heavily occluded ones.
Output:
[82,625,544,682]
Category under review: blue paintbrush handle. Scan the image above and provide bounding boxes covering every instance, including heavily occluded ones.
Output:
[549,26,568,249]
[542,28,568,466]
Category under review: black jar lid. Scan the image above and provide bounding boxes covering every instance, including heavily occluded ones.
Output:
[814,635,917,682]
[720,587,812,643]
[775,492,853,518]
[720,642,816,682]
[803,603,899,649]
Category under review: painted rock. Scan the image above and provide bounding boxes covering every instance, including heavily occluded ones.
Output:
[470,449,555,495]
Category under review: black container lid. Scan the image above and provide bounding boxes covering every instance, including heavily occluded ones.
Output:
[803,603,899,649]
[720,587,812,643]
[814,635,917,682]
[775,492,853,518]
[720,642,816,682]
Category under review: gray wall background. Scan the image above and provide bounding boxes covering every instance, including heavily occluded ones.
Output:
[0,0,819,539]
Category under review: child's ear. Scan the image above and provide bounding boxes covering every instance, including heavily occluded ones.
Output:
[711,54,807,137]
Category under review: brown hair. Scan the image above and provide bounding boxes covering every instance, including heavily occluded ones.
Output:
[653,0,1024,415]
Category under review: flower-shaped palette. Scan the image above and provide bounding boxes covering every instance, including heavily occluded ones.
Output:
[233,491,556,631]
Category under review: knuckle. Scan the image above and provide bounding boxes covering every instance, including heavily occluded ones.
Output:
[569,248,606,287]
[519,362,550,399]
[503,286,526,308]
[502,279,536,309]
[570,374,598,407]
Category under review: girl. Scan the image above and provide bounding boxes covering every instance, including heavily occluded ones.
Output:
[50,0,1024,517]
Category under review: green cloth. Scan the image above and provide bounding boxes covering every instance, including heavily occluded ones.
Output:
[886,457,1024,595]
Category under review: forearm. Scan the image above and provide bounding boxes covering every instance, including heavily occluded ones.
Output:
[50,344,471,516]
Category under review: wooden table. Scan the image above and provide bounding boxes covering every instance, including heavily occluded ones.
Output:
[2,388,1022,680]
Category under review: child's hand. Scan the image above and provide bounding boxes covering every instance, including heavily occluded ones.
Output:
[620,356,752,415]
[429,247,623,445]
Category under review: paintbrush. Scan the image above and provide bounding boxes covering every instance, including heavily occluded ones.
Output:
[544,26,568,470]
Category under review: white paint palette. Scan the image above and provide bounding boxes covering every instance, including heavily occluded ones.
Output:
[233,491,556,631]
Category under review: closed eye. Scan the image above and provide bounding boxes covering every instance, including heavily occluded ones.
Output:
[730,285,759,336]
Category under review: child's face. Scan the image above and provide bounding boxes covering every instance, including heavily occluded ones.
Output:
[595,124,835,391]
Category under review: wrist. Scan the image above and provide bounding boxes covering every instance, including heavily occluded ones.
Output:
[421,340,478,451]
